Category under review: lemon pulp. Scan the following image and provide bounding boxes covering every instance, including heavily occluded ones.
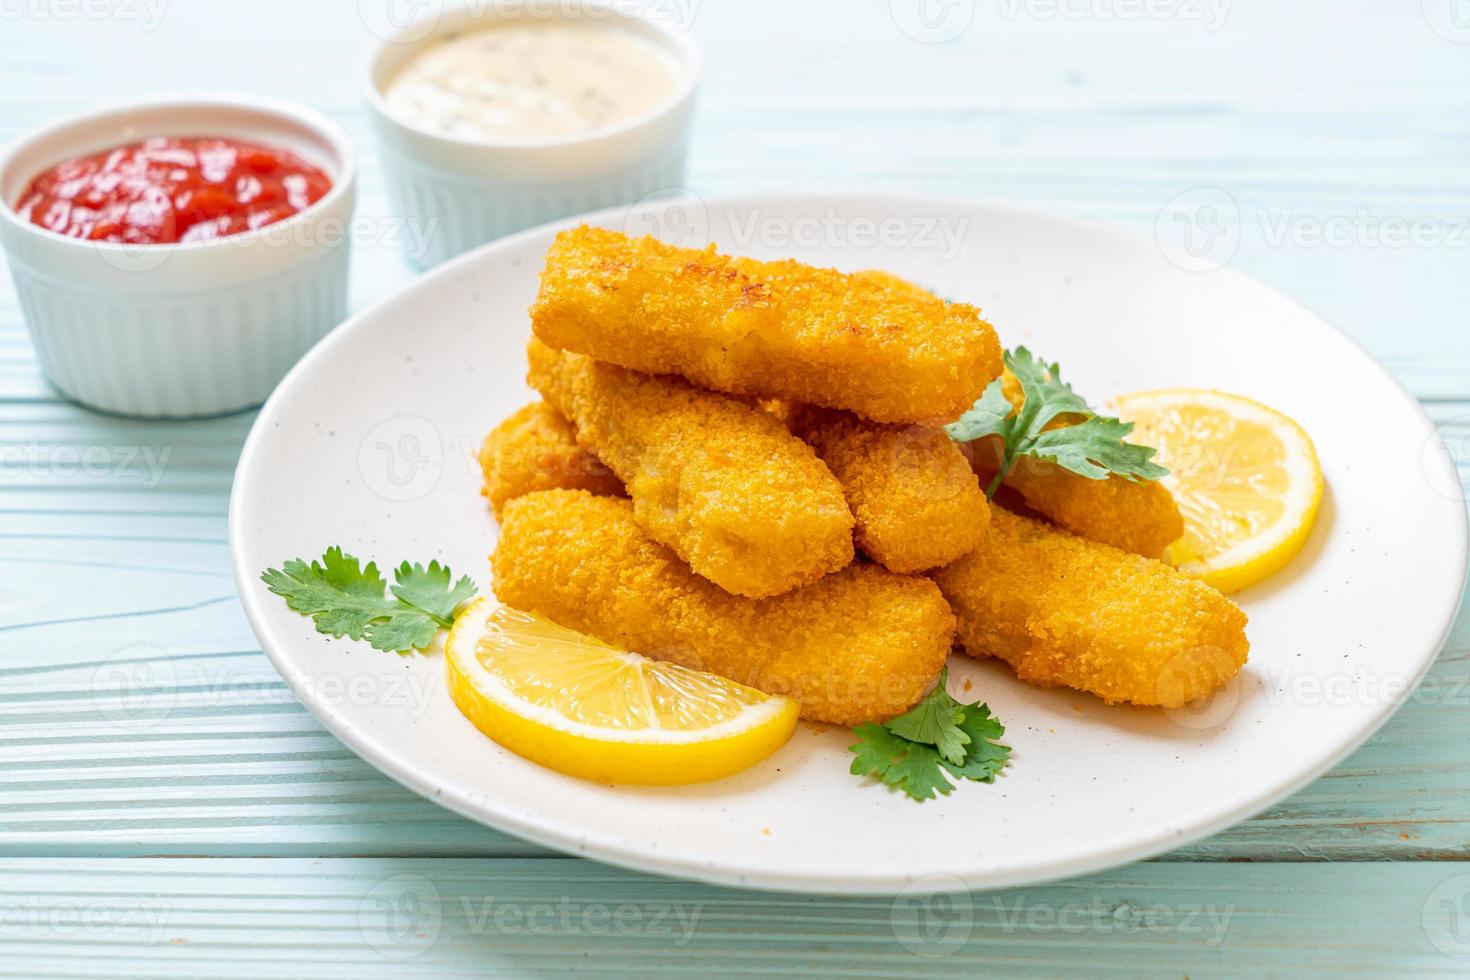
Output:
[446,599,799,784]
[1113,388,1323,594]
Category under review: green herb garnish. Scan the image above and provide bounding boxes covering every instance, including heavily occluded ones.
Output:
[945,347,1168,498]
[848,668,1010,801]
[262,547,476,653]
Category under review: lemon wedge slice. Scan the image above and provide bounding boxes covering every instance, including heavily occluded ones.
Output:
[1111,388,1323,594]
[446,598,799,785]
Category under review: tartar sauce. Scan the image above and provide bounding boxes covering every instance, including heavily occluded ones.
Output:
[385,22,681,142]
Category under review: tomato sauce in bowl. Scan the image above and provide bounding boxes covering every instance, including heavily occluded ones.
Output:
[14,136,332,245]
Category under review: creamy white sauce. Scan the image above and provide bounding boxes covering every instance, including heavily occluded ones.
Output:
[385,21,681,142]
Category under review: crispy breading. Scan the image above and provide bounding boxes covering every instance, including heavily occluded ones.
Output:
[964,430,1184,560]
[782,403,990,573]
[851,269,943,303]
[530,226,1002,424]
[527,340,854,598]
[478,402,623,518]
[493,490,955,725]
[932,507,1247,707]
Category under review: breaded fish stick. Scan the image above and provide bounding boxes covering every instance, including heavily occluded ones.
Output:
[493,490,955,725]
[932,508,1247,708]
[960,369,1185,559]
[781,403,990,573]
[530,226,1002,424]
[967,437,1183,559]
[478,402,623,518]
[527,340,854,598]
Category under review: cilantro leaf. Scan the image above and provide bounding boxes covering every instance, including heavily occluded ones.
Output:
[883,667,970,764]
[939,704,1011,782]
[1029,415,1167,482]
[261,548,397,641]
[946,346,1168,497]
[365,610,441,653]
[848,672,1011,802]
[1006,346,1092,435]
[943,378,1013,444]
[262,548,477,654]
[849,725,957,801]
[391,560,478,623]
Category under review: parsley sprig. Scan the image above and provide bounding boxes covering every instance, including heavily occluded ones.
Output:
[945,347,1168,498]
[849,669,1010,801]
[262,547,476,653]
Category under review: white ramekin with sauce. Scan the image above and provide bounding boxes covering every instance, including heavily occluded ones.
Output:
[364,3,698,269]
[0,94,356,418]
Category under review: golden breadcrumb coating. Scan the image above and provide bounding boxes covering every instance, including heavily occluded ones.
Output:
[932,507,1247,708]
[493,491,954,725]
[530,226,1002,424]
[527,340,854,599]
[851,269,942,303]
[478,402,623,518]
[964,397,1185,560]
[1003,461,1183,559]
[782,403,989,573]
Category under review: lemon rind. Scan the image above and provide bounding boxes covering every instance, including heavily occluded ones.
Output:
[446,598,797,745]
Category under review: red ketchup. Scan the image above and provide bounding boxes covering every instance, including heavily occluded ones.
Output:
[14,136,332,245]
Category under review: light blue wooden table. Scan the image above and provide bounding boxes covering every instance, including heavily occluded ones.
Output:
[2,2,1468,974]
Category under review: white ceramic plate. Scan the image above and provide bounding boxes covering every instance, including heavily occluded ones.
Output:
[230,194,1468,895]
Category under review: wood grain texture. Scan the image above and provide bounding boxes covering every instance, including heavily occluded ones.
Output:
[0,0,1468,971]
[2,859,1470,976]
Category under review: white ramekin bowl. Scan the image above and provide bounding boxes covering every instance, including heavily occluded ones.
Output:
[0,94,356,418]
[364,3,698,270]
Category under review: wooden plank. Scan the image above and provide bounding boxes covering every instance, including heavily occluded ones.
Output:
[0,859,1465,976]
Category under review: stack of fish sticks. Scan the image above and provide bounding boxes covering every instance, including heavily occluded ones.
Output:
[481,226,1248,725]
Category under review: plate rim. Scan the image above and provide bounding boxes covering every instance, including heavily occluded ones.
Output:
[229,191,1469,895]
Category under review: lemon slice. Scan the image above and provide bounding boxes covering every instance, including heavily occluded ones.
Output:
[446,598,799,785]
[1111,389,1323,594]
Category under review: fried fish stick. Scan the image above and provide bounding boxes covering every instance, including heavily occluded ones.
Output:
[932,508,1247,707]
[493,490,955,725]
[966,437,1184,559]
[1004,462,1183,559]
[530,226,1002,424]
[781,403,990,573]
[478,402,624,518]
[527,340,854,598]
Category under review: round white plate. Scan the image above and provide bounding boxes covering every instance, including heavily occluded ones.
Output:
[230,194,1467,895]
